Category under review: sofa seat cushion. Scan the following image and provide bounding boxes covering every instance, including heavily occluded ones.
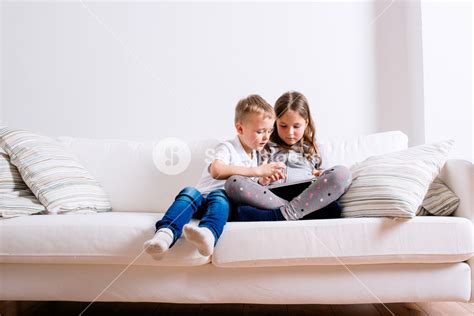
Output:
[213,217,473,267]
[0,212,209,266]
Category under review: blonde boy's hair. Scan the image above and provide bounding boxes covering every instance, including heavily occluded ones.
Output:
[234,94,275,124]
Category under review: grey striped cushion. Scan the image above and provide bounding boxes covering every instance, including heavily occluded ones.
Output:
[0,192,46,218]
[0,152,46,218]
[416,177,460,216]
[340,140,453,218]
[0,152,28,193]
[0,128,112,214]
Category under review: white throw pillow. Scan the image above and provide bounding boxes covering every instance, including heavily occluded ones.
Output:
[0,152,46,218]
[340,140,453,218]
[0,128,112,214]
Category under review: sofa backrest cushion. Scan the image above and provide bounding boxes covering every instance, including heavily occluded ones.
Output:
[57,131,408,213]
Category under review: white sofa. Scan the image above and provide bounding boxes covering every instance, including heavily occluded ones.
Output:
[0,131,472,304]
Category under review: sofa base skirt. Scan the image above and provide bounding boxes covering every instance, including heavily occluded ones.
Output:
[0,262,470,304]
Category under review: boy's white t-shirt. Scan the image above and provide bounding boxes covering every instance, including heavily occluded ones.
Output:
[195,136,258,197]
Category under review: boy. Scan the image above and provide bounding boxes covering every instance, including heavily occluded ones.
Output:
[144,95,286,257]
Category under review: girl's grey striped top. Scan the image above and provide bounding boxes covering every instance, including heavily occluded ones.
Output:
[261,141,322,185]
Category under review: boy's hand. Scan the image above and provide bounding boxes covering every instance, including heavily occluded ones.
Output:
[256,162,286,185]
[258,173,284,186]
[312,169,324,177]
[258,176,272,186]
[256,162,286,178]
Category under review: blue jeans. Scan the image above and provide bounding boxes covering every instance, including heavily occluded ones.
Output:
[155,187,230,247]
[230,201,342,222]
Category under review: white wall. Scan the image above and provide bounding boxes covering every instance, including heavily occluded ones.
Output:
[1,1,472,162]
[0,0,3,125]
[1,1,376,142]
[374,0,425,146]
[420,1,472,162]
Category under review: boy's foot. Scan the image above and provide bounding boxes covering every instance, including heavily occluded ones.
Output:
[183,224,215,256]
[143,228,174,256]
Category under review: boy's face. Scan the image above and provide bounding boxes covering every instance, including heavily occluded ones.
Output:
[236,113,275,151]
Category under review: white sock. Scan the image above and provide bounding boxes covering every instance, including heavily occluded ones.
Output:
[143,228,174,256]
[183,224,215,256]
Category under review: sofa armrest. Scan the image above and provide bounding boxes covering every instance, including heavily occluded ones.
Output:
[439,159,473,302]
[438,159,473,221]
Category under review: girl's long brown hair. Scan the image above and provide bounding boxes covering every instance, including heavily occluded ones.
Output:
[270,91,322,167]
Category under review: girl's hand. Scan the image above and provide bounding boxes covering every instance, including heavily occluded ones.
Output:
[312,169,324,177]
[256,162,286,178]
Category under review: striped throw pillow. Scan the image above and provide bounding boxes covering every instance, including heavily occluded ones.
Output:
[416,177,460,216]
[0,151,28,193]
[340,140,453,218]
[0,128,112,214]
[0,152,46,218]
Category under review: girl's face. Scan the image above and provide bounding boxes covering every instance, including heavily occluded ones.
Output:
[276,110,308,146]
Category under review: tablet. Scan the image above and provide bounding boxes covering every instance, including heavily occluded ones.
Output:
[268,177,317,201]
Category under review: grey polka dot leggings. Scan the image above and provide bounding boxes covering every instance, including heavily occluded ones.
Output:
[224,165,352,220]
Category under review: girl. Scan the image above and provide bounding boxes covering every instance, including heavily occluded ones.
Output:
[225,91,352,221]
